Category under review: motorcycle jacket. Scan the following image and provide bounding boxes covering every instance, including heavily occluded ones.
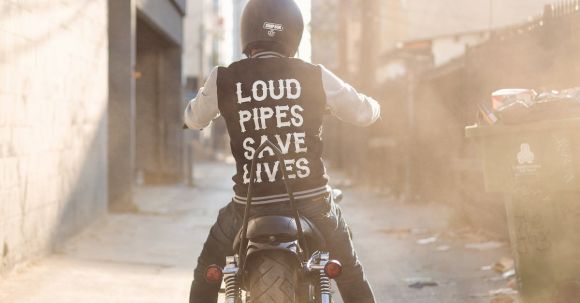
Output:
[185,52,380,205]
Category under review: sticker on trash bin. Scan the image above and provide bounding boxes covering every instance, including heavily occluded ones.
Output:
[513,143,541,177]
[517,143,535,164]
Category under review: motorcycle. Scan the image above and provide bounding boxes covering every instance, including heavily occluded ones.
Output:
[204,140,344,303]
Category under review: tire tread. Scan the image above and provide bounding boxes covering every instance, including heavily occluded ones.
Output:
[248,254,297,303]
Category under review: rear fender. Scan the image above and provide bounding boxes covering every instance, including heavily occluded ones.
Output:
[245,240,301,264]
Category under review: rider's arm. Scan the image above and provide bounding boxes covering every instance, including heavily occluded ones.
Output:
[320,65,381,126]
[184,67,221,129]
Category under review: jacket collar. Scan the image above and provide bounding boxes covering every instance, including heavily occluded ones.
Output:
[250,51,285,59]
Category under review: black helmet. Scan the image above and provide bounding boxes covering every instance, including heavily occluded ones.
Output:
[241,0,304,57]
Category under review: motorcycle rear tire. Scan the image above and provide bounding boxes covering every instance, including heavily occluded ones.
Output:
[247,253,298,303]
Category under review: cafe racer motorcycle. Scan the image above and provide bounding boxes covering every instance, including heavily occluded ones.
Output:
[204,140,343,303]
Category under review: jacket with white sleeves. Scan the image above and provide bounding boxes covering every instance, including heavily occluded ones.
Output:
[185,51,380,204]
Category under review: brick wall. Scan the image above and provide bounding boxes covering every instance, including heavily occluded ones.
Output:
[0,0,108,273]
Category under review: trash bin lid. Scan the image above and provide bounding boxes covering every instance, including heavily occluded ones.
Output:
[465,117,580,139]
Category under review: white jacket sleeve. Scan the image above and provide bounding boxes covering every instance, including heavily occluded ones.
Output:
[320,65,381,127]
[184,67,221,129]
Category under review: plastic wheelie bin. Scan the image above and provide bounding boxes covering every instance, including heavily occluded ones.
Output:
[466,117,580,303]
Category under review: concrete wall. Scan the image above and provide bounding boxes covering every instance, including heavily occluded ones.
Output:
[0,0,109,273]
[136,0,184,45]
[108,0,136,212]
[312,0,552,69]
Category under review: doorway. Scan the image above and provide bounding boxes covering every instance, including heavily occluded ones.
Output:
[135,17,183,185]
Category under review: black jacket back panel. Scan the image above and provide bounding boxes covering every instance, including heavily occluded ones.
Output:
[217,57,328,200]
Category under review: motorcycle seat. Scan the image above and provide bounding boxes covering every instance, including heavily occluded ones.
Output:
[233,215,326,252]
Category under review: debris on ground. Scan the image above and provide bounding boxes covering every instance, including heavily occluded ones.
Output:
[417,236,438,245]
[435,245,451,252]
[493,257,515,273]
[465,241,504,250]
[480,265,493,271]
[502,269,516,280]
[489,288,518,296]
[481,257,518,292]
[409,281,439,289]
[404,277,435,284]
[405,277,439,289]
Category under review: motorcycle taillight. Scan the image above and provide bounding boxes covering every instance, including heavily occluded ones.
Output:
[324,260,343,279]
[205,265,223,283]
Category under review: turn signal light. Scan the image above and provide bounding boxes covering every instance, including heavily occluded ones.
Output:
[205,265,223,283]
[324,260,343,279]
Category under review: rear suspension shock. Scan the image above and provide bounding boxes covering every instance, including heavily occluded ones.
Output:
[223,256,241,303]
[319,269,332,302]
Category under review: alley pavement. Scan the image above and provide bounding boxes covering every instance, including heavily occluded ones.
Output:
[0,162,515,302]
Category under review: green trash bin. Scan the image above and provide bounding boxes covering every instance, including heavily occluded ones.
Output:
[466,117,580,303]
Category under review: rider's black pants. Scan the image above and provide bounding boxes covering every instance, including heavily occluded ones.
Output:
[189,195,376,303]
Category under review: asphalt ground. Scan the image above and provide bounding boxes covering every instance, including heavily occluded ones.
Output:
[0,162,516,303]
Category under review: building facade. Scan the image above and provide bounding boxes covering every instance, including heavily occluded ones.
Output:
[0,0,109,273]
[109,0,187,211]
[312,0,553,76]
[0,0,187,273]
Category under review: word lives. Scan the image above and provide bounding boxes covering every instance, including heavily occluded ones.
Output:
[236,78,311,184]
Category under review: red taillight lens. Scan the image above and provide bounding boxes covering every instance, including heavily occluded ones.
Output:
[205,265,223,283]
[324,260,343,279]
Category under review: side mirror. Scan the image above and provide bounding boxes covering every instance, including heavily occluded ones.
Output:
[332,189,343,204]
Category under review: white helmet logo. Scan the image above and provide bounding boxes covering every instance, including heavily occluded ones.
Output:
[263,22,284,37]
[517,143,535,165]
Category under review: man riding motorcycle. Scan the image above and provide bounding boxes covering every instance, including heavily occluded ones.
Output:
[184,0,380,301]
